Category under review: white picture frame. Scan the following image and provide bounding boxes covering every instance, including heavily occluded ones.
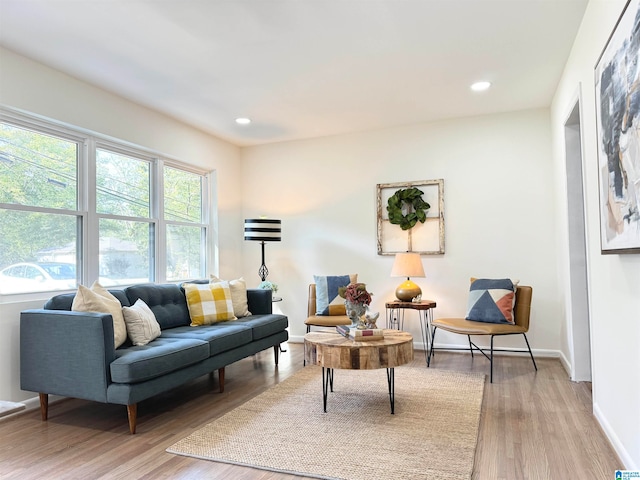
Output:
[376,179,444,255]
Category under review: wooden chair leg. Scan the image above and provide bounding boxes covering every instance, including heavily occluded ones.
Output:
[39,393,48,421]
[127,404,137,434]
[218,367,225,393]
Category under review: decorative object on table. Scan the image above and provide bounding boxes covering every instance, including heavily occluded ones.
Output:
[595,0,640,254]
[336,324,384,341]
[364,306,380,329]
[376,179,445,255]
[391,251,425,302]
[244,218,282,280]
[258,280,278,293]
[259,279,280,302]
[338,282,372,329]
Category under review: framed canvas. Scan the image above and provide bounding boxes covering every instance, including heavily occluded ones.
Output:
[376,179,444,255]
[595,0,640,254]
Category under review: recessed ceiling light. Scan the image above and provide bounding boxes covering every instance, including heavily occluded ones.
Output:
[470,81,491,92]
[235,117,251,125]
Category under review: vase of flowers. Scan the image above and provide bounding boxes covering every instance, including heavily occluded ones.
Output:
[339,283,372,329]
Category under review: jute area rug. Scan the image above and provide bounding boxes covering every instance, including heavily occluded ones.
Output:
[167,366,485,480]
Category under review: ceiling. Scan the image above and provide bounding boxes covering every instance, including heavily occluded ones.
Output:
[0,0,588,147]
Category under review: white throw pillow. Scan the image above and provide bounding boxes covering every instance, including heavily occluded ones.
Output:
[72,281,127,348]
[122,298,161,346]
[210,275,251,317]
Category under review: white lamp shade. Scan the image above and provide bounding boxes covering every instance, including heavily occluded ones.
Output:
[244,218,282,242]
[391,252,425,278]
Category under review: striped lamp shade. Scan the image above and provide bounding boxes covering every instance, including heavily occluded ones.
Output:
[244,219,282,242]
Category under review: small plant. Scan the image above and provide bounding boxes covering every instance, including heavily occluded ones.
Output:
[258,280,278,293]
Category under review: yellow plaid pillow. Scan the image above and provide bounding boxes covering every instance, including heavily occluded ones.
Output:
[184,282,237,326]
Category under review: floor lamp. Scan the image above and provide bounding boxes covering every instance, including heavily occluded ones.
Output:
[244,218,281,281]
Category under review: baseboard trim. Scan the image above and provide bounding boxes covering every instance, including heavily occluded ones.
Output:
[288,335,560,358]
[558,350,571,376]
[593,402,636,470]
[0,394,65,422]
[0,401,25,419]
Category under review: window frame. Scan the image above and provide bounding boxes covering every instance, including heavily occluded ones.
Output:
[0,107,212,299]
[161,159,210,282]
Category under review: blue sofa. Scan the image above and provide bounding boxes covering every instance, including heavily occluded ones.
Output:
[20,282,288,433]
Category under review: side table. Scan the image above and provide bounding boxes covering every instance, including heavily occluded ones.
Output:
[385,300,436,366]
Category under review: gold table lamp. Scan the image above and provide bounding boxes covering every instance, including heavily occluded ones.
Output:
[391,252,425,302]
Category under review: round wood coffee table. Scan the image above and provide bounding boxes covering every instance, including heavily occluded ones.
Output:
[304,329,413,414]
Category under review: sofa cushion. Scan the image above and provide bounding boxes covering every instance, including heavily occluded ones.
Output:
[184,282,236,325]
[122,298,161,346]
[161,323,253,355]
[210,275,251,317]
[110,337,209,383]
[72,282,128,348]
[124,283,191,330]
[233,314,289,341]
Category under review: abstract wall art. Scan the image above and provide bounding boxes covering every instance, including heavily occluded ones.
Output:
[595,0,640,253]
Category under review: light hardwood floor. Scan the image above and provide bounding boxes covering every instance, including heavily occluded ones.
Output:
[0,343,622,479]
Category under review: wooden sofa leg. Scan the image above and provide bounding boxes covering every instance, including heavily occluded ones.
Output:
[127,404,137,434]
[39,393,48,421]
[274,345,280,365]
[218,367,225,393]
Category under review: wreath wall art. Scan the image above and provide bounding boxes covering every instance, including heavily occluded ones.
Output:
[376,179,444,255]
[386,187,431,230]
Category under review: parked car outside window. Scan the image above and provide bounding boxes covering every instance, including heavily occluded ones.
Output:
[0,262,77,294]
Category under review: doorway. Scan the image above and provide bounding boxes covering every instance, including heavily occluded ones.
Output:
[564,99,592,382]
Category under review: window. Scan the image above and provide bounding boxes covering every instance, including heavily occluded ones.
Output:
[0,110,211,295]
[164,166,206,281]
[0,122,80,294]
[96,147,153,286]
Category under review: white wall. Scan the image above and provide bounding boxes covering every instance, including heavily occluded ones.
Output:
[241,108,561,356]
[551,0,640,469]
[0,47,243,402]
